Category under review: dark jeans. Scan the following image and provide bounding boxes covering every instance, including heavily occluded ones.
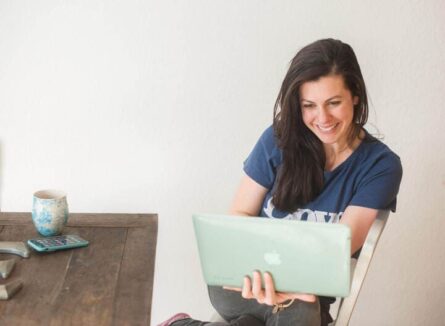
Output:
[172,286,322,326]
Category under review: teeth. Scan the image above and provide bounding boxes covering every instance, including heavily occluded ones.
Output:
[317,124,336,132]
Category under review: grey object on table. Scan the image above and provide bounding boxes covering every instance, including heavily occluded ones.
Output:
[0,242,30,300]
[0,279,23,300]
[0,259,16,279]
[0,242,30,258]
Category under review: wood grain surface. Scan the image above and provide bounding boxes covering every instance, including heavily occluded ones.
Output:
[0,212,158,326]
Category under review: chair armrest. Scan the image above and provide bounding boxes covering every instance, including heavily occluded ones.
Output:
[334,210,390,326]
[210,311,226,322]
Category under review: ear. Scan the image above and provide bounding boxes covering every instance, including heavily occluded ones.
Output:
[353,96,359,106]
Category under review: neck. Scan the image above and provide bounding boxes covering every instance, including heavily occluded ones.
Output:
[324,129,364,171]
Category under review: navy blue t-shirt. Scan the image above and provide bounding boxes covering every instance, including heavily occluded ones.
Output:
[244,126,402,221]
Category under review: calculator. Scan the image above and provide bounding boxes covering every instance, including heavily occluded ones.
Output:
[27,235,89,252]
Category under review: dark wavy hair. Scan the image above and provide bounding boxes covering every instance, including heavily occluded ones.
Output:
[272,38,369,212]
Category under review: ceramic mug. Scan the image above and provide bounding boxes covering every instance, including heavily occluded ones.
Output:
[32,190,69,236]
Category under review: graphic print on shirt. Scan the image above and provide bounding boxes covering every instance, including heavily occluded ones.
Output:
[263,197,343,223]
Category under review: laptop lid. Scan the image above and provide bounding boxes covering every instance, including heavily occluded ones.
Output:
[193,214,351,297]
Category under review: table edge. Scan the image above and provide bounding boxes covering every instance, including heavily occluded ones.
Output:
[0,212,158,228]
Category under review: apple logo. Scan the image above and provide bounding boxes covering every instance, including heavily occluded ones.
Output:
[264,250,282,265]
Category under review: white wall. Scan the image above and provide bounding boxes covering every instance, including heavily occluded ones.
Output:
[1,1,444,325]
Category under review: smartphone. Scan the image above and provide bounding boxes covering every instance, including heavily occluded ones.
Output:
[27,234,89,252]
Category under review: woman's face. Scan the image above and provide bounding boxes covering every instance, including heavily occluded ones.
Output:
[299,74,358,149]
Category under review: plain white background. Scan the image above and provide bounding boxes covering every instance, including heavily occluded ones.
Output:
[0,1,444,325]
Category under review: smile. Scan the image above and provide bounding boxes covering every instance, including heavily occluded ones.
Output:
[316,124,338,132]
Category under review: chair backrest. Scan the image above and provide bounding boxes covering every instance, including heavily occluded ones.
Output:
[332,210,390,326]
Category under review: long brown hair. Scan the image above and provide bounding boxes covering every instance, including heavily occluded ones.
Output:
[272,39,369,212]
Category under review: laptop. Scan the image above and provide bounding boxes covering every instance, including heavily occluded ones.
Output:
[193,213,351,297]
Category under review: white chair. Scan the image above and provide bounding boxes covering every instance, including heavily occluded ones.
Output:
[332,209,389,325]
[210,210,390,326]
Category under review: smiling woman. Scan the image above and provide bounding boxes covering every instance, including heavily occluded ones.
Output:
[270,39,370,214]
[158,39,402,326]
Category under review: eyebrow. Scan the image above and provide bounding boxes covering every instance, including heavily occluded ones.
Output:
[300,95,342,103]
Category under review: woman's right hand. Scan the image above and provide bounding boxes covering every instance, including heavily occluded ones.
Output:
[224,271,316,306]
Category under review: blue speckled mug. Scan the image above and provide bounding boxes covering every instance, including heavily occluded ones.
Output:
[32,190,69,236]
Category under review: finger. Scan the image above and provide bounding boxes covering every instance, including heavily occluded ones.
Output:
[252,271,264,300]
[263,272,276,305]
[290,293,317,303]
[241,276,252,299]
[223,286,242,292]
[299,294,316,302]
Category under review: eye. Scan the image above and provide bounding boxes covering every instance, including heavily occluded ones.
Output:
[302,103,315,109]
[329,101,341,106]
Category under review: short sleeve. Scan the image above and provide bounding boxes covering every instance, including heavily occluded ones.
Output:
[349,153,402,212]
[243,126,281,189]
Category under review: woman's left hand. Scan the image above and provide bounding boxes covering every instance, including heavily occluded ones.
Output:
[224,271,316,305]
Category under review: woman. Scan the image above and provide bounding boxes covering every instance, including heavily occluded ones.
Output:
[159,38,402,326]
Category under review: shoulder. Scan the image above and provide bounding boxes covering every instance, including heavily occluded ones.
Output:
[254,125,282,162]
[257,125,277,147]
[347,132,403,212]
[243,126,282,189]
[353,132,403,184]
[359,133,402,170]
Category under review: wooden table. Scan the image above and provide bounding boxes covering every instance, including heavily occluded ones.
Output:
[0,212,158,325]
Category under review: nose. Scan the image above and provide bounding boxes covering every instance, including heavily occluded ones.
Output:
[317,107,331,124]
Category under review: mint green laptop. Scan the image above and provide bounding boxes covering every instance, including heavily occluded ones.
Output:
[193,214,351,297]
